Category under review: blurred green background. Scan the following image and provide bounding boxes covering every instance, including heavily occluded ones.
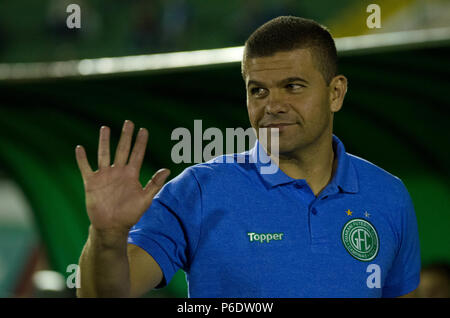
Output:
[0,0,449,297]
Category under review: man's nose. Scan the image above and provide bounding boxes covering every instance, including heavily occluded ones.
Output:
[265,92,288,114]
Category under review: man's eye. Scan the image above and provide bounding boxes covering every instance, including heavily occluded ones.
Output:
[286,83,304,90]
[250,87,266,96]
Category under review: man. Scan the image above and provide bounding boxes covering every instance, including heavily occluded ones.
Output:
[75,16,420,298]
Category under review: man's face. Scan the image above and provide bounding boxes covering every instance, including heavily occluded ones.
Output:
[245,48,341,155]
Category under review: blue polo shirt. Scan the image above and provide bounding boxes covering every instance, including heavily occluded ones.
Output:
[128,134,421,298]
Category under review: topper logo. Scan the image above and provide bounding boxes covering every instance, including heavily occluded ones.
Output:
[247,232,284,243]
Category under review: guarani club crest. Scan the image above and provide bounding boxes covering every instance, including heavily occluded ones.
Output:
[341,218,379,262]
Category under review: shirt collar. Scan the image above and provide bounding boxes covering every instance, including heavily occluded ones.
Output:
[249,134,359,194]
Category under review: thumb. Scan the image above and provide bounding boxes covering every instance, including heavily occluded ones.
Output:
[143,168,171,203]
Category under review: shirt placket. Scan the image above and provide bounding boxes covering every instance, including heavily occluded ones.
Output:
[291,180,339,254]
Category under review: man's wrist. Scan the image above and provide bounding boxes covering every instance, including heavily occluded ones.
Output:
[89,225,130,249]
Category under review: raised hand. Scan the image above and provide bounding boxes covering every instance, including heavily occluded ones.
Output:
[75,120,170,234]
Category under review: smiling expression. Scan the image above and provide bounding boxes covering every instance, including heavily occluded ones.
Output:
[245,48,341,155]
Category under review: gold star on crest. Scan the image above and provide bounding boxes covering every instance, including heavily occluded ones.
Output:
[346,209,353,216]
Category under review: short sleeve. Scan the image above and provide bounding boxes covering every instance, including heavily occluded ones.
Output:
[127,168,202,288]
[382,181,421,297]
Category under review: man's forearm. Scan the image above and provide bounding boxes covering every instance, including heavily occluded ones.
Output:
[77,226,131,298]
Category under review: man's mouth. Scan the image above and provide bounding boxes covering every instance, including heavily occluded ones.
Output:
[261,123,296,128]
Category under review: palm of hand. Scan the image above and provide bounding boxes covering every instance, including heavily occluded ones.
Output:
[75,120,170,233]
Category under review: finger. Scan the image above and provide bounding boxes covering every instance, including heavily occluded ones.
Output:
[114,120,134,167]
[75,145,93,179]
[143,169,171,203]
[128,128,148,172]
[98,126,110,169]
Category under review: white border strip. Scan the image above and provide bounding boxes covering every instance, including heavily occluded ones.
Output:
[0,27,449,80]
[336,26,450,53]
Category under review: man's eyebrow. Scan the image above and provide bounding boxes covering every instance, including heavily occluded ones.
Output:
[247,80,264,88]
[247,77,309,88]
[279,77,309,85]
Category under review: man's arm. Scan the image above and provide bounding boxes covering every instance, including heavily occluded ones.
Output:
[77,227,131,297]
[128,244,164,297]
[77,226,163,298]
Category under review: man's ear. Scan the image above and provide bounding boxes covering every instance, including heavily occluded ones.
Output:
[329,75,348,113]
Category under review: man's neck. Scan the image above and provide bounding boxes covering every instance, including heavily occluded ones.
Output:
[272,133,337,197]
